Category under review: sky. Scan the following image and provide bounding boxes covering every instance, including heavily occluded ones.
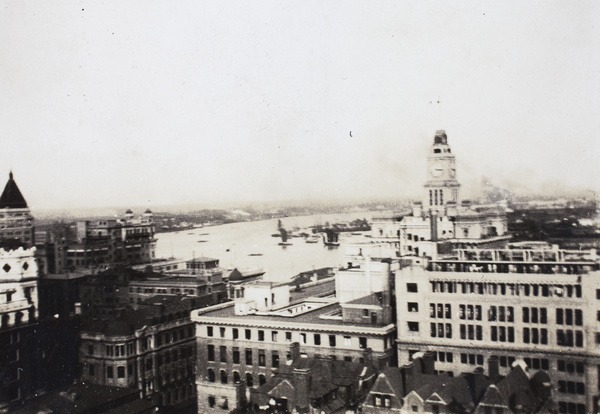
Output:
[1,1,598,211]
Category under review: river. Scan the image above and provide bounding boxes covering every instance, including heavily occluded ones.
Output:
[155,211,376,282]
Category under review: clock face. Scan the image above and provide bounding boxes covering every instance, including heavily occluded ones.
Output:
[430,163,443,178]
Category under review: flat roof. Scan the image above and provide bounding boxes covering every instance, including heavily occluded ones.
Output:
[193,299,394,334]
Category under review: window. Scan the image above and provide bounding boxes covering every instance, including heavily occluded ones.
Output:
[407,283,418,293]
[258,330,265,341]
[117,366,125,378]
[245,329,251,340]
[233,371,241,383]
[258,352,266,367]
[272,352,279,368]
[285,332,292,342]
[107,366,114,379]
[88,364,95,376]
[207,326,213,337]
[329,335,336,347]
[220,346,227,363]
[233,348,240,364]
[408,302,419,312]
[220,370,227,384]
[314,334,321,345]
[208,396,216,407]
[207,345,215,361]
[232,328,238,339]
[246,373,253,387]
[359,337,367,349]
[301,333,307,344]
[245,349,252,365]
[344,336,351,346]
[408,322,419,332]
[220,327,226,338]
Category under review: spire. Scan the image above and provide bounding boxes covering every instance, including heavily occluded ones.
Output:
[0,171,28,209]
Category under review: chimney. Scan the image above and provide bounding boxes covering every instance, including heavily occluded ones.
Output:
[293,367,311,410]
[488,356,500,382]
[289,342,300,362]
[401,361,415,396]
[362,347,373,367]
[421,351,435,375]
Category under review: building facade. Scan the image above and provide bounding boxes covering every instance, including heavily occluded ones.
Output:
[192,280,396,413]
[79,296,197,410]
[395,246,598,414]
[0,246,40,410]
[65,209,156,269]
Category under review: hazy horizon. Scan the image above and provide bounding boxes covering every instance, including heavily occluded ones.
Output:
[2,1,598,211]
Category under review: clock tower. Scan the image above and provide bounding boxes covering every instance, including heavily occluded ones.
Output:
[423,130,460,213]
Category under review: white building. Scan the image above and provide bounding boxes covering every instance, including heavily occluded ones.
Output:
[372,130,510,258]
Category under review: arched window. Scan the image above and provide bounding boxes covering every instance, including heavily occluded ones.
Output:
[233,371,240,383]
[220,370,227,384]
[246,373,253,387]
[207,369,215,382]
[259,374,266,386]
[15,312,23,325]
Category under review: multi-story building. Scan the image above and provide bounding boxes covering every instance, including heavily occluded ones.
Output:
[395,246,599,414]
[0,172,34,248]
[0,246,40,410]
[79,295,197,410]
[80,257,227,316]
[372,130,510,256]
[192,278,396,413]
[65,209,156,269]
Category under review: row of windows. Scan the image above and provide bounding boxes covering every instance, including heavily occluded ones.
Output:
[432,352,453,363]
[207,369,267,387]
[523,357,549,370]
[430,323,452,339]
[556,309,583,326]
[459,324,482,341]
[557,381,585,395]
[557,360,584,374]
[490,326,515,343]
[489,306,514,323]
[460,353,484,366]
[208,346,281,368]
[429,281,582,298]
[523,328,547,345]
[522,307,547,324]
[431,303,451,319]
[206,326,367,348]
[558,402,586,414]
[459,305,481,321]
[557,330,584,347]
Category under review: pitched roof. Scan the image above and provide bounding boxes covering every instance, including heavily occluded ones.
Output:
[478,384,509,408]
[0,171,28,209]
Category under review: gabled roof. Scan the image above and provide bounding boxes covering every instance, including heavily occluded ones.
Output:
[478,384,509,408]
[0,171,28,209]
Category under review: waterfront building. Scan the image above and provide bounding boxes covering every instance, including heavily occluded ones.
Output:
[79,295,197,411]
[0,172,34,248]
[192,277,396,413]
[395,246,598,414]
[371,131,510,257]
[79,258,227,316]
[65,209,156,269]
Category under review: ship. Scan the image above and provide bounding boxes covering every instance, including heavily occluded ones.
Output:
[278,227,293,246]
[323,228,340,247]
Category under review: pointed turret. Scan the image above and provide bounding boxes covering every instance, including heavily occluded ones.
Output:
[0,171,28,209]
